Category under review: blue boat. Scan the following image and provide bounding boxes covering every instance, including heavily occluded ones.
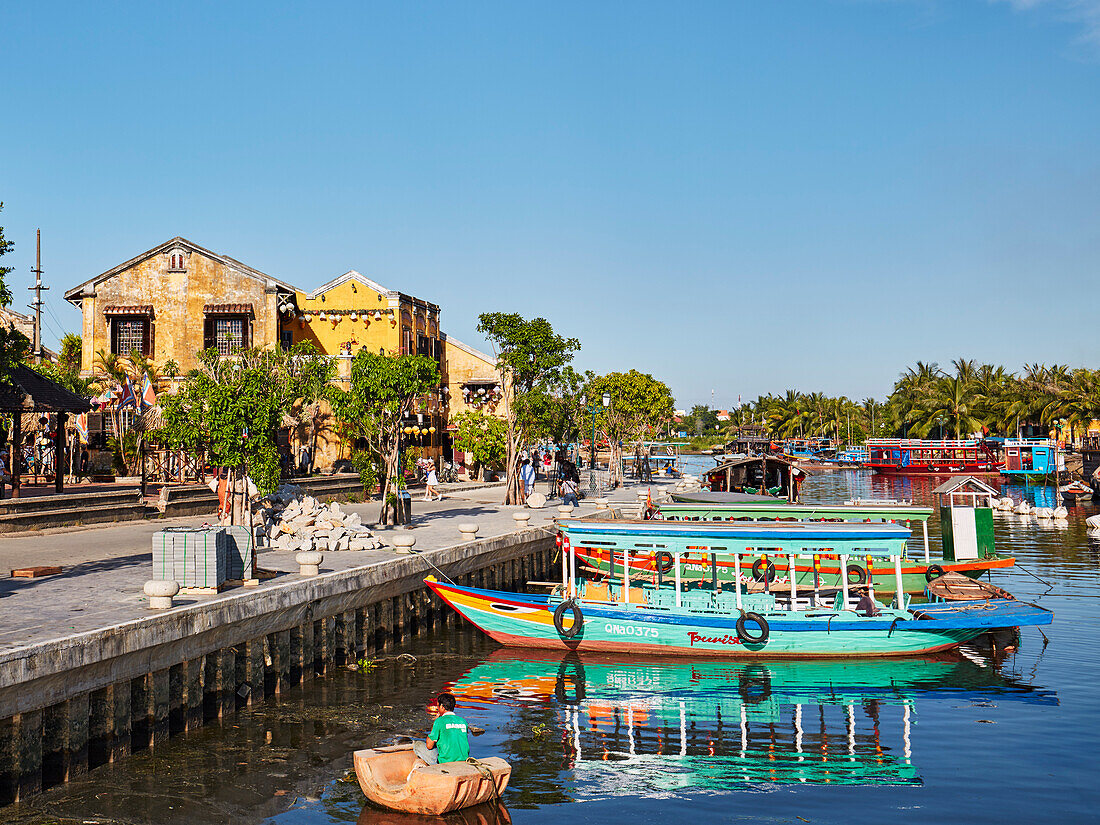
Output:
[1001,438,1060,479]
[426,520,1053,659]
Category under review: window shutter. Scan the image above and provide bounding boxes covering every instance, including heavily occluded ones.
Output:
[203,317,214,351]
[110,319,119,355]
[143,320,152,357]
[245,318,252,349]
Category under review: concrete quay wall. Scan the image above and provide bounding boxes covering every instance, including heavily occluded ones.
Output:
[0,527,556,804]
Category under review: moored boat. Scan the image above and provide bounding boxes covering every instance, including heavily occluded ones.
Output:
[426,520,1051,659]
[353,743,510,815]
[575,500,1015,595]
[865,438,1002,475]
[925,571,1015,602]
[1058,480,1094,503]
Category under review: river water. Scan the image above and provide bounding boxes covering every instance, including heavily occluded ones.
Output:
[4,469,1099,825]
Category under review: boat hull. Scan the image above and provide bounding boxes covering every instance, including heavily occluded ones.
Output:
[868,463,1002,475]
[353,744,510,815]
[425,579,1012,659]
[573,546,1014,595]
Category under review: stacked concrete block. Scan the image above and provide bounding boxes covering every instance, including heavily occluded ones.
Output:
[222,525,257,580]
[151,527,229,589]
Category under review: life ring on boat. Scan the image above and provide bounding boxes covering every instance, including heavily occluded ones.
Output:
[736,611,770,644]
[925,564,945,582]
[846,563,868,585]
[555,655,586,704]
[738,665,772,704]
[655,551,675,575]
[751,558,777,584]
[553,599,584,639]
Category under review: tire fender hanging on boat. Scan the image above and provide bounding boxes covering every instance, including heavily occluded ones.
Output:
[751,558,777,583]
[736,611,770,644]
[925,564,945,582]
[553,599,584,639]
[655,551,675,575]
[846,563,868,585]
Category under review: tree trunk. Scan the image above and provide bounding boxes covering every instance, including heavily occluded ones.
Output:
[378,435,401,524]
[504,412,521,505]
[608,438,623,488]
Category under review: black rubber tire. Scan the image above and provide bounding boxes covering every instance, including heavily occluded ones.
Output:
[925,564,946,582]
[736,611,770,644]
[655,551,675,575]
[846,563,868,585]
[555,655,586,704]
[553,599,584,639]
[751,558,777,583]
[738,665,772,704]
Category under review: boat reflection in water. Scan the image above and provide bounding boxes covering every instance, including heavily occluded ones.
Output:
[448,651,1055,795]
[357,801,512,825]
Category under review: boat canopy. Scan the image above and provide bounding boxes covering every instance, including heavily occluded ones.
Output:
[654,502,933,524]
[557,519,911,558]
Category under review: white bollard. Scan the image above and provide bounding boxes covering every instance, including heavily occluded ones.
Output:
[458,522,480,541]
[392,534,416,554]
[144,579,180,609]
[512,511,532,528]
[557,505,575,517]
[595,497,610,510]
[295,551,324,576]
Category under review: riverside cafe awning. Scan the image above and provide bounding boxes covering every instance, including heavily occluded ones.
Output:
[0,365,91,495]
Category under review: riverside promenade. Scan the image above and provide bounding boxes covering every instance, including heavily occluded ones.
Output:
[0,482,572,651]
[0,476,661,802]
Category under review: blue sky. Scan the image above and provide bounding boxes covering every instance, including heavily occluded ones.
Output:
[1,1,1097,409]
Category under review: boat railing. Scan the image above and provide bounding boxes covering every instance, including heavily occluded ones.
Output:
[557,521,912,615]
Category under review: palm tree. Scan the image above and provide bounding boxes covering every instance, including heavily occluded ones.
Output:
[909,375,984,439]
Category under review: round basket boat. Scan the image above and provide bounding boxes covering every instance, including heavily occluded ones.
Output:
[353,743,511,815]
[926,571,1015,602]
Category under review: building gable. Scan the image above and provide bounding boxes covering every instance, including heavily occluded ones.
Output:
[64,237,296,306]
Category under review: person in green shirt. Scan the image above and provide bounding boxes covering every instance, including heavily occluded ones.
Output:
[426,692,470,764]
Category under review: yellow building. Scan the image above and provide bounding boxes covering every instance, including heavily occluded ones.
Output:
[64,237,295,377]
[439,335,507,478]
[281,270,446,469]
[65,239,509,473]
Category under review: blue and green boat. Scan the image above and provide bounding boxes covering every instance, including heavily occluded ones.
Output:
[426,520,1051,659]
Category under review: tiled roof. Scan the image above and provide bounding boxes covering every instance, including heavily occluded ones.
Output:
[203,303,254,316]
[103,305,154,316]
[0,365,91,413]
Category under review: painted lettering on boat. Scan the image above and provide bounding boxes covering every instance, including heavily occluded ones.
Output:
[603,623,659,638]
[688,631,743,647]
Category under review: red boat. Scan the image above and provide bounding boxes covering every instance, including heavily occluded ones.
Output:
[865,439,1002,475]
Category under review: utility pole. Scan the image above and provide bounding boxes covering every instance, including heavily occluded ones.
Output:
[28,229,48,363]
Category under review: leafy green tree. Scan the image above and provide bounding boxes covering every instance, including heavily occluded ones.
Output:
[159,344,334,523]
[476,313,580,504]
[584,370,674,487]
[450,409,508,479]
[326,348,439,524]
[0,205,29,383]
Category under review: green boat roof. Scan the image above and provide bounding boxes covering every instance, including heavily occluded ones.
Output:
[656,501,933,523]
[559,519,911,556]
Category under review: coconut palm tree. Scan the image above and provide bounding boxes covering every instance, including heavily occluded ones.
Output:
[908,374,984,439]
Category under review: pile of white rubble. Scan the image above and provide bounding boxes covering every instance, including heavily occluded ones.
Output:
[672,473,703,493]
[256,484,387,552]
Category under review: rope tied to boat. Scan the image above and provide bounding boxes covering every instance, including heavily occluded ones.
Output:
[466,757,502,805]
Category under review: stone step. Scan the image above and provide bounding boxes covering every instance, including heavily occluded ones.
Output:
[0,489,143,515]
[0,502,157,533]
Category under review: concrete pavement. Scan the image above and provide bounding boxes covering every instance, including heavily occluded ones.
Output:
[0,477,660,655]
